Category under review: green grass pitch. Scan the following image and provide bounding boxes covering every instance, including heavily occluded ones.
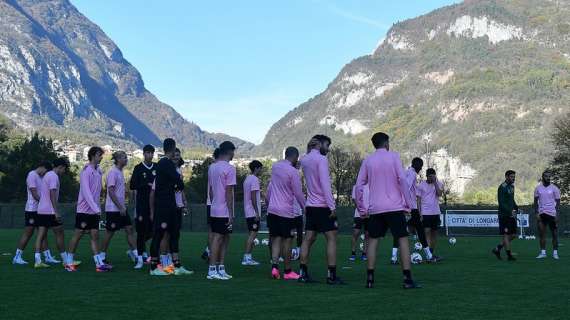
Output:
[0,229,567,320]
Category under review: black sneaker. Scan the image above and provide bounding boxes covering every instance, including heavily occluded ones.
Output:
[298,274,317,283]
[403,280,422,289]
[200,251,209,261]
[326,277,346,285]
[492,248,502,260]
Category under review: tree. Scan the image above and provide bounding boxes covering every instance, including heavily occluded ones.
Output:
[188,157,215,204]
[0,133,79,202]
[550,113,570,201]
[329,148,362,206]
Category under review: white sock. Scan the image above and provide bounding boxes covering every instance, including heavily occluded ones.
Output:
[61,252,68,262]
[136,255,143,263]
[43,250,52,259]
[67,253,74,265]
[391,248,398,258]
[100,252,106,260]
[541,249,546,255]
[34,252,42,264]
[15,249,23,257]
[424,248,433,259]
[93,255,102,267]
[218,264,225,273]
[205,246,210,254]
[208,265,216,273]
[554,250,558,255]
[160,255,167,266]
[167,253,173,265]
[133,249,138,256]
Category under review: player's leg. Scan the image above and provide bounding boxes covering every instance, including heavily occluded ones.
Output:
[324,229,341,284]
[391,212,419,289]
[149,218,170,275]
[410,212,432,259]
[34,226,49,268]
[124,225,137,261]
[537,217,547,258]
[99,229,115,264]
[350,226,361,261]
[207,232,223,279]
[391,236,399,264]
[270,235,282,279]
[299,230,316,280]
[550,219,559,259]
[49,224,66,264]
[218,233,232,279]
[14,225,35,264]
[294,216,303,259]
[366,237,379,288]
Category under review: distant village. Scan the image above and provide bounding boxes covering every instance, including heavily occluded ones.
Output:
[52,139,272,169]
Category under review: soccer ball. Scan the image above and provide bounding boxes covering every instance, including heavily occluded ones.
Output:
[359,242,364,251]
[411,252,423,264]
[414,242,423,251]
[449,237,457,245]
[253,238,260,246]
[261,238,270,246]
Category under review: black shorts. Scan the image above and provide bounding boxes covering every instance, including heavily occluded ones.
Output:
[353,217,369,230]
[498,216,517,235]
[246,217,260,232]
[539,214,557,231]
[206,205,212,225]
[408,210,422,227]
[105,212,133,231]
[422,215,441,230]
[153,207,177,233]
[294,215,304,231]
[210,217,232,235]
[25,211,38,227]
[174,208,184,231]
[305,207,338,233]
[36,214,63,228]
[268,214,295,238]
[367,211,409,239]
[75,213,100,230]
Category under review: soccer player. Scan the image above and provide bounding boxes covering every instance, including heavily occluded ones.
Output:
[534,170,561,260]
[390,158,433,263]
[350,184,369,262]
[148,138,186,276]
[13,161,56,265]
[291,196,303,261]
[201,148,220,261]
[130,144,156,269]
[66,146,109,272]
[416,168,444,261]
[354,132,420,289]
[267,147,305,280]
[171,148,193,275]
[242,160,263,266]
[492,170,518,261]
[34,158,70,268]
[299,135,343,285]
[100,151,137,265]
[206,141,237,280]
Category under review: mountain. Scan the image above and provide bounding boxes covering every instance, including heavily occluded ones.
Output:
[0,0,253,151]
[256,0,570,200]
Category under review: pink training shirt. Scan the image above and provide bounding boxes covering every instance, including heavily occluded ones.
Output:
[267,160,306,218]
[208,160,237,218]
[405,167,419,210]
[175,168,185,208]
[243,175,261,218]
[37,171,59,215]
[352,184,370,218]
[300,149,335,210]
[355,149,412,215]
[416,180,444,215]
[105,166,126,212]
[76,164,102,214]
[534,184,561,216]
[25,170,42,212]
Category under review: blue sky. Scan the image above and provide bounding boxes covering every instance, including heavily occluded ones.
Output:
[71,0,459,144]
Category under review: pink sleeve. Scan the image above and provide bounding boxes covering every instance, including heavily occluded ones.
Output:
[107,171,117,188]
[319,157,336,210]
[252,178,260,191]
[27,174,37,189]
[554,186,561,200]
[351,186,356,201]
[226,167,237,186]
[151,180,156,191]
[291,171,306,210]
[395,155,412,210]
[534,187,539,198]
[47,175,58,190]
[266,182,272,204]
[355,159,368,213]
[80,169,101,213]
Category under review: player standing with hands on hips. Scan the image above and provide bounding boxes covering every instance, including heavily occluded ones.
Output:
[534,170,561,260]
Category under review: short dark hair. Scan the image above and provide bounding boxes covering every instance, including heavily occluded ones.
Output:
[249,160,263,173]
[505,170,516,177]
[163,138,176,153]
[87,146,104,161]
[412,157,423,169]
[426,168,436,176]
[38,160,53,171]
[112,151,126,164]
[285,146,299,158]
[213,148,221,159]
[371,132,389,149]
[53,157,70,169]
[311,134,332,146]
[143,144,155,153]
[542,170,552,176]
[219,141,236,155]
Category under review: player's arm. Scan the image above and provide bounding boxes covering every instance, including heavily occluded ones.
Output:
[50,188,60,220]
[149,188,155,222]
[435,179,444,197]
[292,173,306,214]
[354,160,369,216]
[497,186,507,213]
[226,185,234,224]
[30,187,40,202]
[319,158,336,216]
[80,171,101,213]
[108,185,126,215]
[533,195,539,216]
[251,190,260,220]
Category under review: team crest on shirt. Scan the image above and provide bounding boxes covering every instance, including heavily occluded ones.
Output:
[29,218,35,224]
[334,221,338,228]
[152,170,156,176]
[111,223,116,229]
[227,224,233,231]
[138,216,143,222]
[290,229,295,236]
[143,172,147,179]
[253,223,258,229]
[161,222,168,229]
[81,222,87,228]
